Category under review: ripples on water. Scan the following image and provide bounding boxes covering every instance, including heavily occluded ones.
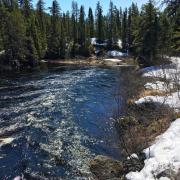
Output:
[0,66,124,179]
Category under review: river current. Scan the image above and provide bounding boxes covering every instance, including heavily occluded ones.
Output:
[0,66,126,179]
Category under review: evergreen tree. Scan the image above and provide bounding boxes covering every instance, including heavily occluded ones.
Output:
[159,11,172,56]
[36,0,47,58]
[21,0,33,18]
[169,4,180,54]
[1,1,26,62]
[114,7,121,41]
[87,7,94,38]
[134,0,159,65]
[119,7,123,39]
[122,8,128,50]
[79,5,85,46]
[108,1,114,44]
[128,3,139,53]
[48,0,61,59]
[0,0,178,70]
[71,1,79,43]
[95,1,104,41]
[64,11,71,41]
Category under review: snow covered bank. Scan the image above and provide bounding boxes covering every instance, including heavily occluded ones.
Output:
[126,57,180,179]
[144,81,174,92]
[137,57,180,112]
[126,118,180,180]
[135,92,180,112]
[142,57,180,80]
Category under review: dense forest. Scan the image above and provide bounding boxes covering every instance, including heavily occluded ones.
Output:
[0,0,179,69]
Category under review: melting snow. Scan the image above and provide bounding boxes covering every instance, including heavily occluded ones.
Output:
[135,92,180,111]
[144,81,174,92]
[128,57,180,179]
[137,57,180,112]
[126,118,180,180]
[107,50,127,57]
[104,58,122,62]
[142,57,180,80]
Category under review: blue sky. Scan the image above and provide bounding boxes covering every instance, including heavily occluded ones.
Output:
[33,0,149,14]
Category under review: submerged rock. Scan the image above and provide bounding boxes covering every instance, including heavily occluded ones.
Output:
[89,155,124,179]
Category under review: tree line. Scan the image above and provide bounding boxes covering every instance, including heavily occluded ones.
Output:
[0,0,179,68]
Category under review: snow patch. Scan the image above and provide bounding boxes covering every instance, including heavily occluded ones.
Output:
[142,57,180,80]
[104,58,122,62]
[144,81,174,92]
[117,39,122,48]
[126,118,180,180]
[135,92,180,111]
[107,50,127,57]
[127,153,139,160]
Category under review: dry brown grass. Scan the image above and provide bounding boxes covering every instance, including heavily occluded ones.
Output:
[118,117,173,155]
[117,102,175,156]
[141,89,168,97]
[127,88,169,105]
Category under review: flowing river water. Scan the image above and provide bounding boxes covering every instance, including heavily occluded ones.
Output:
[0,66,129,179]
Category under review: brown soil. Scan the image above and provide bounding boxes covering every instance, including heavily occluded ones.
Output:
[44,56,137,67]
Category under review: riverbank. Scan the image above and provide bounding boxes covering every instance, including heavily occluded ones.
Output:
[90,57,180,180]
[0,56,136,74]
[125,57,180,180]
[45,56,136,67]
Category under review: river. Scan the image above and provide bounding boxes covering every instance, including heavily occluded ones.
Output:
[0,66,128,179]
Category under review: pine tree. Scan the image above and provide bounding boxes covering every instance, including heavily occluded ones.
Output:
[64,11,71,41]
[59,13,66,58]
[21,0,33,18]
[79,5,85,46]
[0,2,4,52]
[127,7,132,49]
[87,7,94,38]
[128,3,139,53]
[134,0,159,65]
[119,7,123,39]
[169,3,180,54]
[36,0,47,58]
[159,11,172,56]
[163,0,179,16]
[108,1,114,45]
[30,15,42,60]
[71,1,79,44]
[1,1,26,62]
[114,7,121,41]
[0,0,178,70]
[48,0,61,59]
[122,8,128,50]
[172,26,180,53]
[95,1,104,41]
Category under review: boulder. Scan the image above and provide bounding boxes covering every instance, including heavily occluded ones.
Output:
[89,155,124,179]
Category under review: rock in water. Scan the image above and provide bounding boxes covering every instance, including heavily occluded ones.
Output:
[89,155,123,179]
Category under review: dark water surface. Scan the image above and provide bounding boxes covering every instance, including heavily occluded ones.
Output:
[0,66,126,179]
